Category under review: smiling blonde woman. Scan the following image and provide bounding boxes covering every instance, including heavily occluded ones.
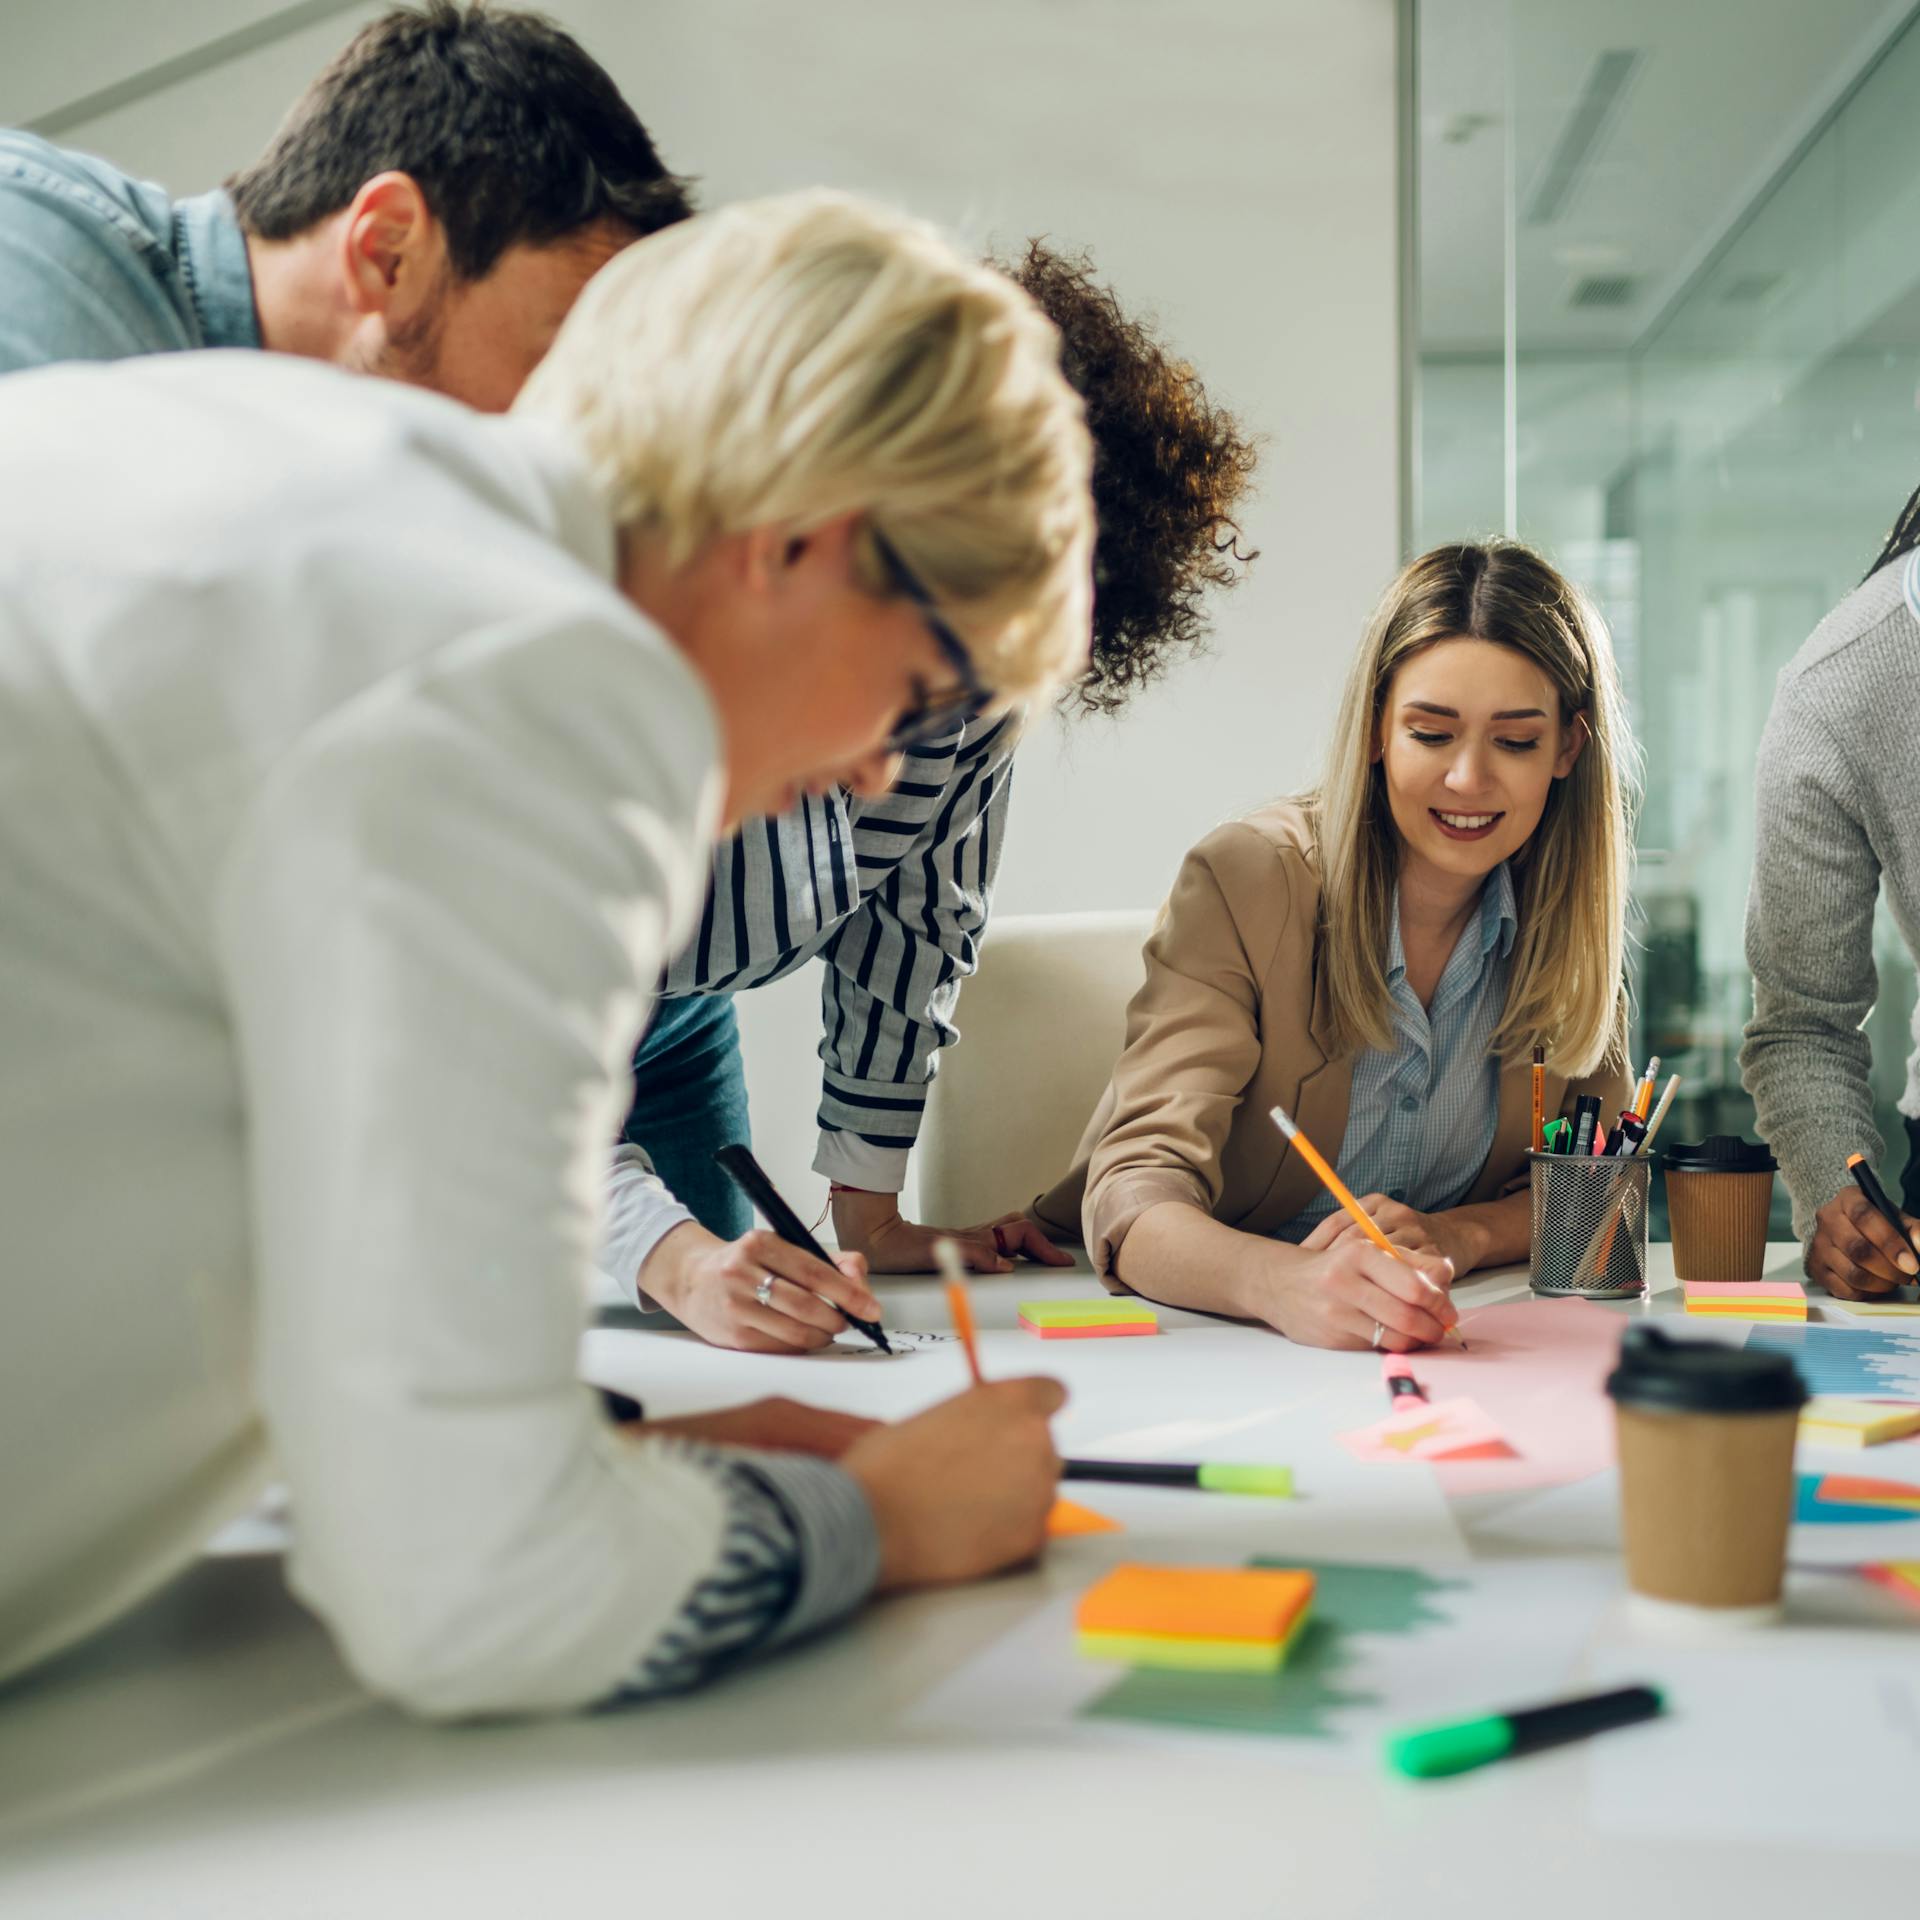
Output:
[1035,541,1635,1351]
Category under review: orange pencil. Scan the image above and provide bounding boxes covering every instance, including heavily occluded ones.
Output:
[1531,1045,1546,1152]
[1269,1106,1465,1348]
[933,1237,984,1383]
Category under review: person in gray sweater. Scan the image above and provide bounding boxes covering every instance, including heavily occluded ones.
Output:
[1742,503,1920,1298]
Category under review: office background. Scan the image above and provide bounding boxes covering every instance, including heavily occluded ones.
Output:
[10,0,1917,1230]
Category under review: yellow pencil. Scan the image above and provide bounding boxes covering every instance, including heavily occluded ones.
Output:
[933,1236,984,1384]
[1269,1105,1466,1347]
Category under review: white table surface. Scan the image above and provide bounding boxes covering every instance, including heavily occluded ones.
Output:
[1,1245,1913,1918]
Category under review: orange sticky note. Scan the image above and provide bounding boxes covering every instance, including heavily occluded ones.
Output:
[1864,1562,1920,1610]
[1074,1563,1314,1642]
[1048,1497,1123,1538]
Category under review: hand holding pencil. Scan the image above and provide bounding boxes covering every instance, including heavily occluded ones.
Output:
[1266,1108,1462,1352]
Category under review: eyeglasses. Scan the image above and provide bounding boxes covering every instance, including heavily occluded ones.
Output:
[870,526,993,753]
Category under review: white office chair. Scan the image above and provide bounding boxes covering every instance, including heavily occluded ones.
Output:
[915,908,1155,1226]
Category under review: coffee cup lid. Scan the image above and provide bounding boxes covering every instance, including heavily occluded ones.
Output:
[1659,1134,1777,1173]
[1605,1322,1806,1414]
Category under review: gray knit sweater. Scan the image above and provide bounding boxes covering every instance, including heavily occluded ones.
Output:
[1742,552,1920,1243]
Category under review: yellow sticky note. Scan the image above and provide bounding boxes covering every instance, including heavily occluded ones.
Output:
[1077,1607,1314,1672]
[1799,1399,1920,1448]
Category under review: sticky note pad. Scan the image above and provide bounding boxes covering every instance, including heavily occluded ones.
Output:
[1683,1281,1807,1320]
[1019,1300,1159,1339]
[1799,1399,1920,1448]
[1864,1562,1920,1610]
[1077,1607,1314,1673]
[1048,1497,1123,1538]
[1075,1564,1314,1643]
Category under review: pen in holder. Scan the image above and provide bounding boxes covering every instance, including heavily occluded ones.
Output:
[1528,1150,1652,1299]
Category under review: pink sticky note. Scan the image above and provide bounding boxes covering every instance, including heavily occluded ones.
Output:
[1339,1396,1519,1464]
[1380,1297,1628,1496]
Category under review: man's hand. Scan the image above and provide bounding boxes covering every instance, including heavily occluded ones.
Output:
[1252,1234,1457,1351]
[1300,1191,1488,1281]
[1808,1183,1920,1297]
[831,1187,1073,1274]
[632,1397,877,1458]
[842,1377,1067,1590]
[640,1221,883,1353]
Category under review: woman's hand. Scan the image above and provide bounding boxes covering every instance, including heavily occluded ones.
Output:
[1251,1234,1457,1351]
[639,1221,883,1353]
[831,1187,1074,1274]
[1300,1191,1489,1281]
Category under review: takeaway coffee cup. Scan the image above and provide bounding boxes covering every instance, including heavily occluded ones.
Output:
[1662,1135,1778,1283]
[1605,1323,1806,1627]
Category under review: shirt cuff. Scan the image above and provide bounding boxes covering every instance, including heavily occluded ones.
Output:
[734,1454,882,1648]
[813,1130,912,1194]
[600,1143,697,1310]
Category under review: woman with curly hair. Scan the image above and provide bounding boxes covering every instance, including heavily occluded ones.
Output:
[609,241,1258,1351]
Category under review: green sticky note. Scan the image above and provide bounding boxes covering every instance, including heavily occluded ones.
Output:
[1196,1463,1294,1498]
[1020,1300,1158,1326]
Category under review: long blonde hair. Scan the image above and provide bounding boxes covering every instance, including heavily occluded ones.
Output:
[1309,542,1635,1076]
[515,190,1094,703]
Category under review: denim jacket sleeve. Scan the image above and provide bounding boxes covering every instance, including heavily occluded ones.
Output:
[0,132,203,372]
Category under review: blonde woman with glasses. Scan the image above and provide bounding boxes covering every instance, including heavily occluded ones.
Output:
[0,190,1090,1717]
[1036,542,1634,1351]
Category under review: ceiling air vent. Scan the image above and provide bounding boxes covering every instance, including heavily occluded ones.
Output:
[1525,50,1642,226]
[1569,273,1638,310]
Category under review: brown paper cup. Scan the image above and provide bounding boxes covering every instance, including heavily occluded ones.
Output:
[1614,1403,1798,1612]
[1665,1168,1775,1283]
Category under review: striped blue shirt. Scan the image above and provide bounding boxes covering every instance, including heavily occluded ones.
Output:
[1278,863,1517,1239]
[600,707,1015,1292]
[666,707,1016,1182]
[615,1445,880,1702]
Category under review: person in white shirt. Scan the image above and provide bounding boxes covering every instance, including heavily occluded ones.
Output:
[0,189,1092,1719]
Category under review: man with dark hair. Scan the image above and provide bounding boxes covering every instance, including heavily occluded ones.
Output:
[0,2,689,408]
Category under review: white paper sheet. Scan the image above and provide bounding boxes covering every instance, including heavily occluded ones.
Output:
[1587,1635,1920,1854]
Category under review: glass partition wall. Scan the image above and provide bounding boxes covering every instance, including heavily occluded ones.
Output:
[1414,0,1920,1235]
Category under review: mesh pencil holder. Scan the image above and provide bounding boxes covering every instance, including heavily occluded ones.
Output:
[1528,1151,1652,1299]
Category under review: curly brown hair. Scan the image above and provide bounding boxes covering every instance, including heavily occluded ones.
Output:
[999,240,1258,716]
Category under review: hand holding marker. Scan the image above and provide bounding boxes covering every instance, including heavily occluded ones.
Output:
[932,1238,1292,1498]
[712,1145,891,1352]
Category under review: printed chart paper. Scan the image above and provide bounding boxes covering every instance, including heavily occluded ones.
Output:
[911,1555,1615,1771]
[1744,1322,1920,1400]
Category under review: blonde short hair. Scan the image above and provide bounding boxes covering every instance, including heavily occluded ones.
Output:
[516,189,1094,702]
[1308,541,1637,1078]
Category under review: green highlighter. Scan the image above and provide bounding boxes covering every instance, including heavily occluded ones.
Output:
[1386,1684,1663,1779]
[1060,1459,1293,1497]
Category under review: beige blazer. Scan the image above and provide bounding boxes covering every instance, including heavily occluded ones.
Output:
[1033,800,1629,1280]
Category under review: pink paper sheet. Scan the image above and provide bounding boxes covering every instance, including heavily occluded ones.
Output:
[1398,1296,1625,1494]
[1339,1395,1518,1464]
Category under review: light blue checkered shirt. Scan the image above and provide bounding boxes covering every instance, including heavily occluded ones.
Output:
[1278,863,1517,1240]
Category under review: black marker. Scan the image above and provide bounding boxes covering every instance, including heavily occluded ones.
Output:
[713,1144,892,1352]
[1847,1152,1920,1271]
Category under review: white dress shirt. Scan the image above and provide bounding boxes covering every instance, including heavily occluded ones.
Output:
[0,353,876,1716]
